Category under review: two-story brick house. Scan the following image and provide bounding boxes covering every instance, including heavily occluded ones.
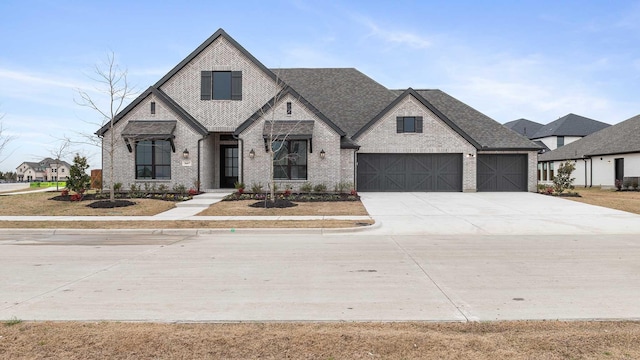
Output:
[97,29,540,192]
[16,158,71,182]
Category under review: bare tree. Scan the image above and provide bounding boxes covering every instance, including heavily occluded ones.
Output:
[76,52,134,202]
[259,72,307,203]
[48,139,71,191]
[0,112,16,165]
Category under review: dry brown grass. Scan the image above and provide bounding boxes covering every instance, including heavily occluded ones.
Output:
[1,321,639,359]
[0,191,175,216]
[0,219,374,229]
[563,186,640,215]
[197,199,369,216]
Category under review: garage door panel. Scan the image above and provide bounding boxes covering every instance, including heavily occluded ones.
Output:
[357,153,462,192]
[477,154,527,192]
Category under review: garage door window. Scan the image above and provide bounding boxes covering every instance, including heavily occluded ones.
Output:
[396,116,423,133]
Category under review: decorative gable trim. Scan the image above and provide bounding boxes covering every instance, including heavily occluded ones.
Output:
[95,87,208,137]
[352,88,482,149]
[154,28,278,89]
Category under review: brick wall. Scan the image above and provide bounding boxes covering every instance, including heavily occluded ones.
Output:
[355,95,478,191]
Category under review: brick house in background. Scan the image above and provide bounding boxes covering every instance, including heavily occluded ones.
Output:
[16,158,71,182]
[97,29,540,193]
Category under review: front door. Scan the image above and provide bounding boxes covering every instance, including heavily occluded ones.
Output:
[615,158,624,183]
[220,145,238,188]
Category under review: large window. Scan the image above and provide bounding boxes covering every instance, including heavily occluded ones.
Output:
[549,162,555,181]
[201,71,242,100]
[396,116,423,133]
[135,140,171,180]
[557,136,565,148]
[273,140,307,180]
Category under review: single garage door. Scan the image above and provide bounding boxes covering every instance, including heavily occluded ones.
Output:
[477,154,528,191]
[357,153,462,192]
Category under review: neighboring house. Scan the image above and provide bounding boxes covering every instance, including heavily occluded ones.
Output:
[16,158,71,182]
[97,29,541,193]
[537,114,640,187]
[528,113,610,152]
[503,118,544,138]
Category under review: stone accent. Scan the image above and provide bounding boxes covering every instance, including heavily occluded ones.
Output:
[356,95,478,191]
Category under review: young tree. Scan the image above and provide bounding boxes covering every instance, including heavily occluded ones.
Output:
[0,112,16,165]
[76,52,134,202]
[553,160,576,194]
[66,154,91,194]
[260,73,306,203]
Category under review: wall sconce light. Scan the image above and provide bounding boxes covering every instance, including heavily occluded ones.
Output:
[249,148,255,159]
[320,149,326,159]
[182,149,189,159]
[466,153,475,158]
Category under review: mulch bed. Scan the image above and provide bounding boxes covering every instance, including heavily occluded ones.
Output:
[86,200,136,209]
[249,199,298,209]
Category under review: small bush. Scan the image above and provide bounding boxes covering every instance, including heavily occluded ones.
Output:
[300,182,313,193]
[633,179,639,190]
[234,181,245,190]
[623,179,632,190]
[334,181,353,194]
[313,183,327,193]
[615,179,623,191]
[188,188,198,196]
[251,182,263,194]
[173,184,187,196]
[158,184,168,194]
[113,182,123,192]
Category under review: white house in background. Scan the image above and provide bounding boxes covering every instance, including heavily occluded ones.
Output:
[537,114,640,188]
[528,113,610,152]
[16,158,71,182]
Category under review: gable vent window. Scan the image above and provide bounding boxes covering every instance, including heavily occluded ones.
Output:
[286,102,292,115]
[201,71,242,101]
[150,101,156,115]
[396,116,423,133]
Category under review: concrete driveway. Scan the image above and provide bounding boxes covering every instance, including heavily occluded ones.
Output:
[360,192,640,235]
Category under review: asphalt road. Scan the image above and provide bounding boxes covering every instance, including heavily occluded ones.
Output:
[1,231,638,322]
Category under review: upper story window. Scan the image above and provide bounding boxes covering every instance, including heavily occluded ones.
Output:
[201,71,242,101]
[396,116,423,133]
[557,136,565,147]
[150,101,156,115]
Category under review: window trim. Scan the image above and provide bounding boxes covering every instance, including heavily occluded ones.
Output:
[273,139,308,180]
[396,116,423,133]
[135,140,172,180]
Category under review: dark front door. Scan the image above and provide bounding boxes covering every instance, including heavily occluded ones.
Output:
[477,154,528,192]
[357,153,462,192]
[220,145,238,188]
[615,158,624,183]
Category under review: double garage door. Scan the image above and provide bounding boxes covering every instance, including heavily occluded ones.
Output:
[357,153,527,192]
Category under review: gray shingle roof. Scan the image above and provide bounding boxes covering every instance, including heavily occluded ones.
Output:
[503,118,544,138]
[414,90,541,149]
[273,68,398,137]
[539,114,640,161]
[531,113,610,139]
[263,120,314,139]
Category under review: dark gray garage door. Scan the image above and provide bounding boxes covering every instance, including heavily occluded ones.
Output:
[477,154,528,192]
[357,153,462,192]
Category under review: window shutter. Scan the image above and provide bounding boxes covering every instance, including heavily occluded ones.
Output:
[231,71,242,100]
[396,117,404,133]
[416,116,423,133]
[201,71,212,100]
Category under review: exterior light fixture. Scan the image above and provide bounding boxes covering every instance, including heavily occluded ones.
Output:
[320,149,326,159]
[249,148,255,159]
[182,149,189,159]
[466,153,475,158]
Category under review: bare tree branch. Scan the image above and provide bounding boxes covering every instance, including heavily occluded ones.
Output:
[75,52,135,202]
[0,112,16,165]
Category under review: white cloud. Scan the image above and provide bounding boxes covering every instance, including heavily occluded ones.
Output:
[357,17,432,49]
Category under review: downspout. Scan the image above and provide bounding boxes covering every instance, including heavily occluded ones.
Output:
[353,148,358,191]
[233,134,244,185]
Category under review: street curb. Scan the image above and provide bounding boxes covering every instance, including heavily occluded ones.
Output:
[0,221,380,236]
